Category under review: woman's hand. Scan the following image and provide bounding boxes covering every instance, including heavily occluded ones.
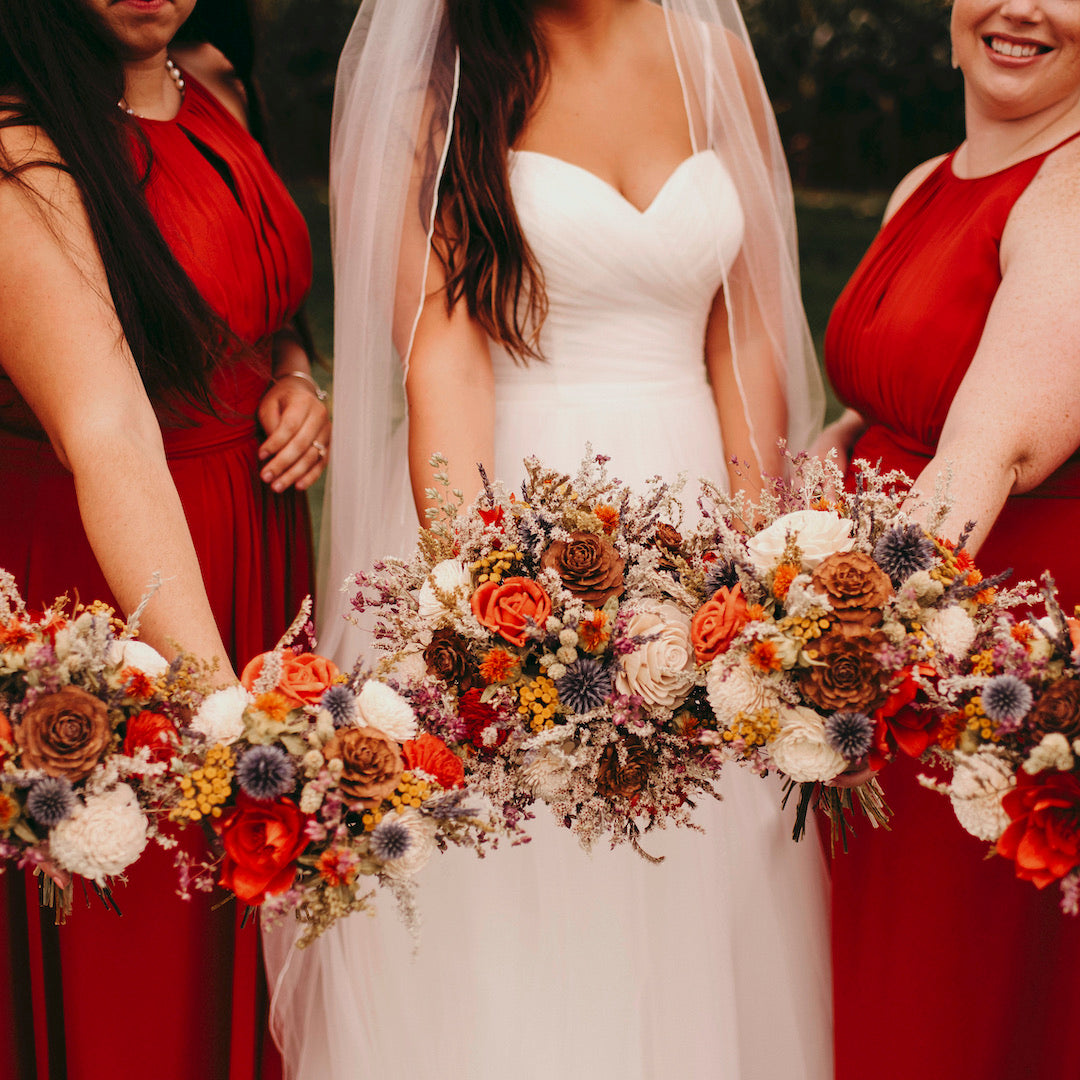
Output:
[258,373,331,493]
[809,408,866,476]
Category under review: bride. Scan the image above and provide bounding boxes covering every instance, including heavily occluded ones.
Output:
[267,0,832,1076]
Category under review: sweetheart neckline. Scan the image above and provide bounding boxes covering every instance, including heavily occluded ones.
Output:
[509,149,714,216]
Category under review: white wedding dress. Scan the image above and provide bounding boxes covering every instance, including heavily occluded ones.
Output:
[268,147,832,1080]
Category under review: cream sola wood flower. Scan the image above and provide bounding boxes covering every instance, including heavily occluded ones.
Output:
[417,560,473,621]
[769,706,847,783]
[615,601,695,709]
[746,509,854,573]
[191,684,253,746]
[355,680,418,742]
[924,748,1015,843]
[48,784,149,884]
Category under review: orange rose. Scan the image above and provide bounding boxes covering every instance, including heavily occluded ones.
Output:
[403,733,465,790]
[691,585,752,664]
[0,710,12,764]
[122,710,179,765]
[241,652,339,707]
[216,792,309,905]
[471,577,552,648]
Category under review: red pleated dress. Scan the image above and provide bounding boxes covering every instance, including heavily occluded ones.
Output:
[825,135,1080,1080]
[0,76,313,1080]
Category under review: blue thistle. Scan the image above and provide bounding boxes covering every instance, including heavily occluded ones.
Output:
[320,684,358,729]
[26,777,76,827]
[704,558,739,596]
[824,712,875,761]
[556,658,612,714]
[370,817,412,861]
[873,524,937,586]
[981,675,1033,728]
[236,745,296,801]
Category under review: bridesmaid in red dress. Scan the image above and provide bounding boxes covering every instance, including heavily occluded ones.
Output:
[0,0,328,1076]
[819,1,1080,1076]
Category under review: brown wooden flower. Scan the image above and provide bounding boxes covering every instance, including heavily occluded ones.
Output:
[1028,679,1080,744]
[800,629,888,714]
[323,726,403,807]
[16,686,112,782]
[423,628,477,690]
[541,532,625,606]
[811,551,892,634]
[595,736,652,800]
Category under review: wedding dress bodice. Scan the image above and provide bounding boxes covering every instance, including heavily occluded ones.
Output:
[492,150,744,388]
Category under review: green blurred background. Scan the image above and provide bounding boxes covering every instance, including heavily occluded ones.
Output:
[252,0,964,517]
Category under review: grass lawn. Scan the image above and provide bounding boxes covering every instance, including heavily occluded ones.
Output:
[290,182,888,543]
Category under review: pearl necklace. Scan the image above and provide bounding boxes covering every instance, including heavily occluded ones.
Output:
[119,58,185,117]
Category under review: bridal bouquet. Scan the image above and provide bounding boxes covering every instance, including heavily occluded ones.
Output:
[924,575,1080,914]
[346,454,726,854]
[182,607,509,946]
[691,452,1009,845]
[0,571,204,915]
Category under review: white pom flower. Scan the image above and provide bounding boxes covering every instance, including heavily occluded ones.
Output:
[947,749,1015,842]
[769,706,847,782]
[106,639,169,677]
[706,664,782,726]
[746,510,854,573]
[49,784,149,884]
[615,601,695,709]
[356,681,417,742]
[1024,733,1074,775]
[417,560,472,621]
[191,685,252,746]
[923,605,977,661]
[377,808,438,879]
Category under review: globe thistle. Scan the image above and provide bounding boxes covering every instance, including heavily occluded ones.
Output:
[981,675,1033,729]
[704,558,739,596]
[236,745,296,801]
[369,816,412,862]
[872,524,936,586]
[320,684,358,729]
[26,777,76,827]
[824,711,875,761]
[555,658,612,715]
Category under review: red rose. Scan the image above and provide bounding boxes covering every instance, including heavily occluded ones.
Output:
[869,664,938,770]
[241,652,339,707]
[403,733,465,789]
[460,688,508,753]
[216,792,309,905]
[997,770,1080,888]
[122,710,179,764]
[471,577,552,648]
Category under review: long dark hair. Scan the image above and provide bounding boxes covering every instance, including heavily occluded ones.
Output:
[0,0,232,408]
[434,0,548,362]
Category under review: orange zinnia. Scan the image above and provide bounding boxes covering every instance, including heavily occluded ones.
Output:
[594,505,619,535]
[748,640,782,672]
[122,666,156,701]
[578,611,610,652]
[479,648,518,685]
[771,563,799,602]
[254,691,293,723]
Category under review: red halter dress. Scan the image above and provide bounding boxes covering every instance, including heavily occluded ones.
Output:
[0,75,313,1080]
[826,135,1080,1080]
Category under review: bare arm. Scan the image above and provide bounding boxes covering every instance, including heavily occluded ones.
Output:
[705,278,785,497]
[905,143,1080,552]
[0,129,231,673]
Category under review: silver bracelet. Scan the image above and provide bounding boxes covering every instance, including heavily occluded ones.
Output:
[273,369,328,402]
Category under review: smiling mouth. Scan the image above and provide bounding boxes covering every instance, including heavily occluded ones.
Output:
[984,35,1052,59]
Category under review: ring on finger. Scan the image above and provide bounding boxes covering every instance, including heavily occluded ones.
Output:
[311,439,327,460]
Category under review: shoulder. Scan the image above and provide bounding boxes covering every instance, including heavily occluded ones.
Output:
[170,43,250,131]
[1002,135,1080,269]
[881,155,948,225]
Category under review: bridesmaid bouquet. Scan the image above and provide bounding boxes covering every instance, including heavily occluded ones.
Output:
[184,605,511,946]
[923,574,1080,914]
[0,571,205,916]
[692,452,1010,846]
[345,453,726,856]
